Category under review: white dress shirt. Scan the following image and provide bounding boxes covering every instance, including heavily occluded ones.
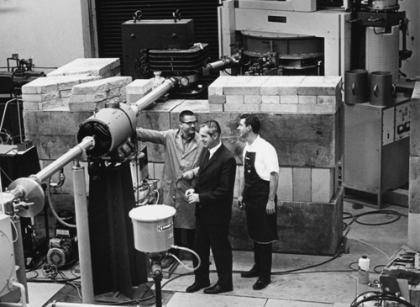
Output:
[243,135,279,181]
[208,141,222,160]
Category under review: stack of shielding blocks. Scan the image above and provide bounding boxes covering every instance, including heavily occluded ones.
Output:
[409,82,420,250]
[132,75,343,255]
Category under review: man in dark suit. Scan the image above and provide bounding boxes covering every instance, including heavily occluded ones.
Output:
[184,120,236,294]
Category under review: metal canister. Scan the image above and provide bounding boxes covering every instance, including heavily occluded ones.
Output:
[345,69,369,105]
[369,71,394,106]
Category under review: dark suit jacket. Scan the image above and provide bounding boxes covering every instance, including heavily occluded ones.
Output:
[196,143,236,226]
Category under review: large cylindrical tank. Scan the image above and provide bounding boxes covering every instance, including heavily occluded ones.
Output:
[366,25,399,81]
[129,205,176,253]
[77,103,137,157]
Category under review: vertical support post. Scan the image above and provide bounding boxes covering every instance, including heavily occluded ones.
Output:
[12,216,28,303]
[72,162,94,303]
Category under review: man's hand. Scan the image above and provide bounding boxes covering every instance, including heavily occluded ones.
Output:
[237,196,245,210]
[266,199,275,215]
[187,193,200,204]
[182,169,195,180]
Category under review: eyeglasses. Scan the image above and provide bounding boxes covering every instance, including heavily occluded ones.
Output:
[181,121,197,126]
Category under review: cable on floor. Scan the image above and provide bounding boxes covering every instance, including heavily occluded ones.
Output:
[343,209,406,227]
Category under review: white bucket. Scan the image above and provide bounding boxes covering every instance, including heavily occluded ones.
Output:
[129,205,176,253]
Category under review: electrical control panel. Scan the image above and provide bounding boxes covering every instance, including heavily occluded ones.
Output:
[395,102,410,141]
[381,101,410,146]
[382,107,395,146]
[0,214,15,297]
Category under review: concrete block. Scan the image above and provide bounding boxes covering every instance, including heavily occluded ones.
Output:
[277,167,293,201]
[244,95,261,104]
[281,95,298,104]
[60,89,72,98]
[209,104,224,112]
[208,95,226,104]
[277,76,304,95]
[148,99,340,168]
[22,94,42,102]
[317,95,336,105]
[311,168,334,203]
[410,99,420,155]
[260,104,282,113]
[298,95,317,104]
[226,95,244,104]
[40,92,60,101]
[69,101,106,112]
[127,93,143,104]
[22,101,41,111]
[126,78,153,95]
[260,104,299,113]
[297,104,336,114]
[208,83,224,96]
[23,110,91,136]
[22,78,57,94]
[21,75,99,94]
[41,98,69,110]
[223,76,267,95]
[260,76,303,96]
[409,156,420,214]
[297,76,341,96]
[275,189,343,254]
[292,167,312,202]
[26,134,78,160]
[69,93,107,104]
[408,212,420,250]
[224,103,260,112]
[261,95,280,104]
[47,58,120,77]
[71,76,132,95]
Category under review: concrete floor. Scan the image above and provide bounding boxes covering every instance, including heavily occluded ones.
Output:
[28,201,409,306]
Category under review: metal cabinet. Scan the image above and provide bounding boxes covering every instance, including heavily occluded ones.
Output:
[344,100,410,207]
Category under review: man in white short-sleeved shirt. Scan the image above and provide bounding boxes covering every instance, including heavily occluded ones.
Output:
[237,114,279,290]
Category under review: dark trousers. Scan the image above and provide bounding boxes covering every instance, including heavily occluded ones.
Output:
[193,222,233,288]
[174,228,195,249]
[254,242,273,281]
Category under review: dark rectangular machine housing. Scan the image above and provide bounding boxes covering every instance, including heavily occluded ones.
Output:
[121,18,195,78]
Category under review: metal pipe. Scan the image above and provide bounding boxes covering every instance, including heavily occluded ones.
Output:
[12,217,28,302]
[131,77,177,114]
[33,137,95,183]
[72,163,94,304]
[11,281,27,307]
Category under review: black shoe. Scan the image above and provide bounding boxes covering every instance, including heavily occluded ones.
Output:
[203,284,233,294]
[186,281,210,293]
[252,278,270,290]
[241,266,259,278]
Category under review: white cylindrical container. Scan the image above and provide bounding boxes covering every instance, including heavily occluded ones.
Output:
[358,255,370,271]
[129,205,176,253]
[358,255,370,285]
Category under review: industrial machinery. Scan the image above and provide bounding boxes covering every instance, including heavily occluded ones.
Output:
[46,212,77,268]
[219,0,351,76]
[343,0,412,207]
[122,11,213,98]
[349,0,411,81]
[0,76,182,305]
